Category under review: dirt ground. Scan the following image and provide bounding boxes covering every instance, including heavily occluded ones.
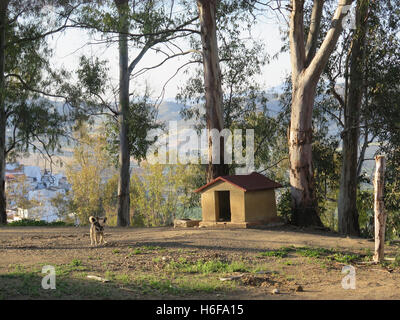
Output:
[1,225,400,300]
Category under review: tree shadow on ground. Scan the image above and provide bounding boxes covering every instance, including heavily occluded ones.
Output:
[0,271,231,300]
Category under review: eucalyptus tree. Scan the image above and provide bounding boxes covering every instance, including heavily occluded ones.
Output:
[308,0,372,235]
[321,0,400,235]
[337,0,370,236]
[71,1,199,226]
[286,0,353,227]
[178,0,271,179]
[196,0,227,181]
[0,0,80,224]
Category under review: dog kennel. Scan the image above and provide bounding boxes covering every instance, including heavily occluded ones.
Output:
[195,172,282,228]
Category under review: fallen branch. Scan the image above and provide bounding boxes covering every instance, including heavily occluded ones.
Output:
[87,275,110,283]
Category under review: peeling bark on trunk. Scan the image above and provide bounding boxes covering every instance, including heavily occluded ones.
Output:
[288,0,353,226]
[197,0,229,182]
[338,0,369,236]
[116,0,130,227]
[289,80,322,226]
[373,155,386,262]
[0,1,8,225]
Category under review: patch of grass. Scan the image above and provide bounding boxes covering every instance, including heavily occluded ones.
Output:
[6,219,69,227]
[296,247,333,259]
[174,276,235,293]
[56,261,87,276]
[1,271,42,297]
[112,249,121,254]
[258,245,362,266]
[167,259,250,274]
[282,260,295,266]
[395,253,400,266]
[132,248,142,255]
[330,253,359,264]
[0,271,117,299]
[142,245,162,251]
[70,259,82,267]
[104,270,115,280]
[1,265,231,299]
[128,246,163,256]
[134,274,234,295]
[259,247,294,258]
[76,272,88,278]
[9,264,25,273]
[364,248,373,257]
[114,274,130,284]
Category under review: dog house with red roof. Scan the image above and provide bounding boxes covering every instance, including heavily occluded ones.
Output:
[195,172,282,228]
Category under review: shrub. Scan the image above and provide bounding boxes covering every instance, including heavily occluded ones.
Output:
[7,219,67,227]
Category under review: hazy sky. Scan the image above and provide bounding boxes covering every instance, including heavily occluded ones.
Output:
[48,11,290,101]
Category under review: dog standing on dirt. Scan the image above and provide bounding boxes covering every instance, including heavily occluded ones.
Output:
[89,216,107,246]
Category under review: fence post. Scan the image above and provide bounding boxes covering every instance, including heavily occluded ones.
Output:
[373,155,386,263]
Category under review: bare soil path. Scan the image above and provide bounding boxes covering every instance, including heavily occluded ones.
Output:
[0,225,399,299]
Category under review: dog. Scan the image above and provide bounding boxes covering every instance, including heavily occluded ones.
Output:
[89,216,107,246]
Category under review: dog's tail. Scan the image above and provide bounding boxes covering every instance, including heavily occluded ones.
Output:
[89,216,97,224]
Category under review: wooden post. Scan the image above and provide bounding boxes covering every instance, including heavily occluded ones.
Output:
[373,155,386,263]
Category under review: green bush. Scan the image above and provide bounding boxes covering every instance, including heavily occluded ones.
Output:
[7,219,68,227]
[277,189,292,223]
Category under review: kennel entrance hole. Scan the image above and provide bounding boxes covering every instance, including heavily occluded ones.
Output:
[216,191,231,222]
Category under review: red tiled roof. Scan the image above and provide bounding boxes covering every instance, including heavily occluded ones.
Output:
[194,172,282,193]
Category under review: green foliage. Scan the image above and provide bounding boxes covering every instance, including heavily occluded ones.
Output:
[66,125,117,225]
[357,190,374,238]
[167,259,249,274]
[77,56,109,97]
[296,247,333,259]
[4,4,78,162]
[278,78,343,229]
[50,192,74,221]
[277,189,292,224]
[312,138,341,221]
[177,0,277,175]
[5,175,40,210]
[330,253,359,264]
[259,247,292,258]
[104,90,161,166]
[70,259,83,267]
[130,161,205,227]
[6,219,67,227]
[258,246,362,265]
[102,173,119,226]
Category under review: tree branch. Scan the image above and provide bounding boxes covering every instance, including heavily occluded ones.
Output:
[306,0,354,82]
[130,49,200,79]
[305,0,324,67]
[289,0,306,79]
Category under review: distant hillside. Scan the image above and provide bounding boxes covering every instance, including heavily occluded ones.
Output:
[6,88,380,179]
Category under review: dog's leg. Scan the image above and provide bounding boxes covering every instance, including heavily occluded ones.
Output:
[90,228,94,246]
[100,233,107,245]
[98,233,103,245]
[94,233,98,246]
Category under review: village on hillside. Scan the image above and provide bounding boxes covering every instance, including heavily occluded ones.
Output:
[5,163,72,224]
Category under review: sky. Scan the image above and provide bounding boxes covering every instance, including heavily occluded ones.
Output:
[47,9,291,101]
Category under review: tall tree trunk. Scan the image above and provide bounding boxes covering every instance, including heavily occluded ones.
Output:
[197,0,229,182]
[115,0,130,226]
[289,80,322,226]
[0,1,8,225]
[288,0,353,226]
[338,0,369,236]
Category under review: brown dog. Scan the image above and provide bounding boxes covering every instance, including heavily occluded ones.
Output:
[89,216,107,246]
